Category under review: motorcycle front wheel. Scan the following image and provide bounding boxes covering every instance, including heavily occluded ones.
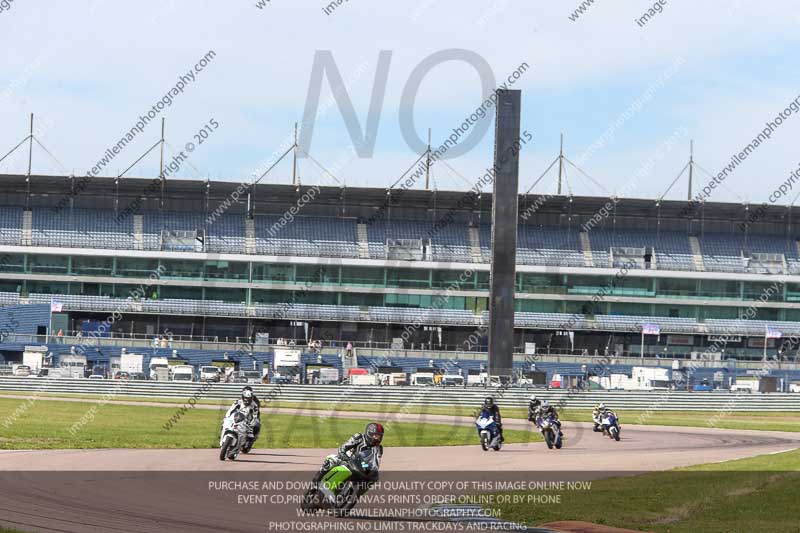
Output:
[219,435,234,461]
[337,485,359,515]
[480,433,490,451]
[544,430,554,449]
[300,487,321,514]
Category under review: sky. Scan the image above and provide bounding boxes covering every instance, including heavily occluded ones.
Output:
[0,0,799,205]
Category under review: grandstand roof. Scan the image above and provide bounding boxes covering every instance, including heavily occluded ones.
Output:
[0,173,791,226]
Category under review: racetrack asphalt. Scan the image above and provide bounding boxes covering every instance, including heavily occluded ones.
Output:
[1,399,798,532]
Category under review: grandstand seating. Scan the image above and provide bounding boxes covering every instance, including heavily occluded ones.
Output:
[367,219,472,262]
[588,229,697,271]
[0,207,22,245]
[254,215,359,258]
[0,292,740,334]
[206,215,247,253]
[0,303,50,334]
[478,223,586,266]
[0,206,799,275]
[32,208,134,249]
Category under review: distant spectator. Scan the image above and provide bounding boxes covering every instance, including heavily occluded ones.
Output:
[56,329,64,343]
[160,336,168,348]
[75,331,82,342]
[346,342,353,358]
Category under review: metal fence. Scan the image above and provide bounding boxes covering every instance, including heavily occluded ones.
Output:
[0,377,797,411]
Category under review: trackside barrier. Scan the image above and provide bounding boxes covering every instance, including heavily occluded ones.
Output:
[0,377,798,411]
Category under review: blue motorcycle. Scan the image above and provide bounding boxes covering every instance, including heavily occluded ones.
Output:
[537,414,563,450]
[601,411,621,441]
[475,410,502,451]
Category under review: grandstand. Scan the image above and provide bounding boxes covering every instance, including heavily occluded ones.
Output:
[1,174,800,365]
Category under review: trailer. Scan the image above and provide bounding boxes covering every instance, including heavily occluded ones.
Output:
[22,347,47,373]
[58,353,87,379]
[466,369,487,387]
[347,368,377,386]
[273,347,301,384]
[376,366,407,386]
[120,353,144,374]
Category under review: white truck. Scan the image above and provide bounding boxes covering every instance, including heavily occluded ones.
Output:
[441,373,464,387]
[199,366,222,382]
[170,365,195,382]
[466,370,488,387]
[149,357,170,381]
[410,371,435,386]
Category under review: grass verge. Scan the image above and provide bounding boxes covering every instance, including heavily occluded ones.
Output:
[0,391,797,431]
[489,448,800,533]
[0,397,539,450]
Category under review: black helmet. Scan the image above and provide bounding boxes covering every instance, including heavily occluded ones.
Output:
[242,388,253,406]
[364,422,384,446]
[483,397,494,409]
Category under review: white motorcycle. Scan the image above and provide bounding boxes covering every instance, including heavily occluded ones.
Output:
[475,412,502,451]
[219,409,250,461]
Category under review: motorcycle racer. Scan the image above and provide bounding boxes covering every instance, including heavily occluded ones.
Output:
[481,397,504,442]
[313,422,384,492]
[539,400,561,429]
[225,387,260,442]
[527,394,542,423]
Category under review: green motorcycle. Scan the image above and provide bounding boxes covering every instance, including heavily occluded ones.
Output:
[301,448,379,515]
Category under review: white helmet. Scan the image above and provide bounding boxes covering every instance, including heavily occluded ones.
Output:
[529,395,538,402]
[541,400,549,408]
[598,402,606,410]
[242,388,254,406]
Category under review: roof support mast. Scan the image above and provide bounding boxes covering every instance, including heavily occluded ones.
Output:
[425,128,431,190]
[687,139,694,201]
[26,113,33,209]
[292,122,298,186]
[557,133,564,195]
[159,117,166,210]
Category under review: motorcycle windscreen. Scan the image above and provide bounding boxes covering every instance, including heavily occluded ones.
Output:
[322,465,352,492]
